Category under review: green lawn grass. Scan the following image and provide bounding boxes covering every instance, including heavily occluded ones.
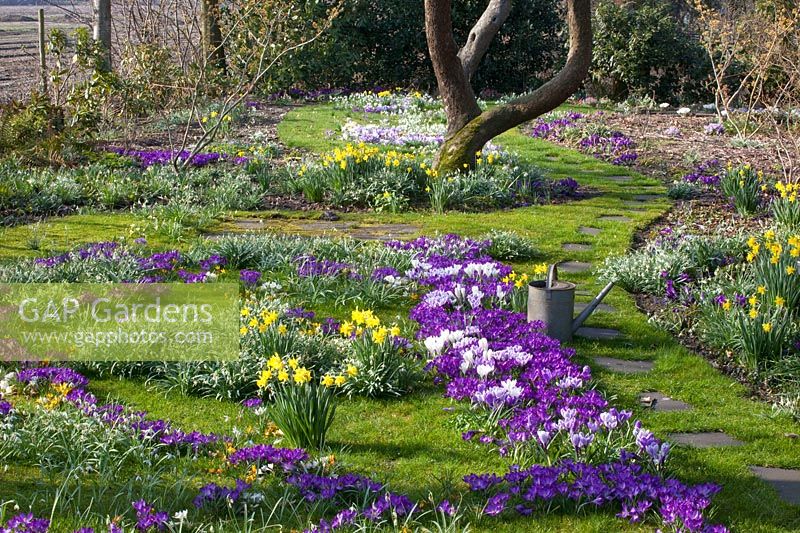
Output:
[2,104,800,531]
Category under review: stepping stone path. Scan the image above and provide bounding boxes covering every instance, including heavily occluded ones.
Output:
[231,218,268,230]
[562,243,592,252]
[632,194,664,202]
[593,356,653,374]
[346,224,419,240]
[668,432,744,448]
[575,302,616,314]
[559,261,592,273]
[575,327,621,340]
[750,466,800,505]
[639,392,691,412]
[599,215,632,223]
[622,201,649,210]
[212,219,419,241]
[578,227,601,236]
[605,175,633,182]
[296,221,356,232]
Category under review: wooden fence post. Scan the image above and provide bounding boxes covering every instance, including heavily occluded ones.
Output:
[38,8,47,93]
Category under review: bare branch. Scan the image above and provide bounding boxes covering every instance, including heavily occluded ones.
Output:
[425,0,482,136]
[457,0,512,81]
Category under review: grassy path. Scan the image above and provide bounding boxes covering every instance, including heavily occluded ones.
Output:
[2,105,799,531]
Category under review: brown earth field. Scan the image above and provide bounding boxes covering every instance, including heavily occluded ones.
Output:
[0,4,88,101]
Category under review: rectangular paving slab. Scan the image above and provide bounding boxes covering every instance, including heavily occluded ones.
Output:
[750,466,800,505]
[578,227,602,236]
[668,432,744,448]
[593,356,653,373]
[575,326,621,340]
[639,392,691,411]
[559,261,592,273]
[562,243,592,252]
[599,215,632,223]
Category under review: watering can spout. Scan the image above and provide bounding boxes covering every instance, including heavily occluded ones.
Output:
[571,280,616,333]
[527,262,616,342]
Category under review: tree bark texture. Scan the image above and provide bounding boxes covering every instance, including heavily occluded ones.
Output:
[457,0,512,81]
[425,0,482,136]
[92,0,111,72]
[201,0,227,72]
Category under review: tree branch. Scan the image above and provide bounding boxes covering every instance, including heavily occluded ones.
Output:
[457,0,512,81]
[434,0,592,171]
[425,0,482,136]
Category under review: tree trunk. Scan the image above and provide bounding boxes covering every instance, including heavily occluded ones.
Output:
[201,0,226,72]
[427,0,593,173]
[92,0,111,72]
[425,0,482,136]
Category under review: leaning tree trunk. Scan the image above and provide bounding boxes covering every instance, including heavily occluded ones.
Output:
[92,0,111,72]
[201,0,227,72]
[426,0,593,173]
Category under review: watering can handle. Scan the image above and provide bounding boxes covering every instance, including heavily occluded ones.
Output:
[546,264,558,289]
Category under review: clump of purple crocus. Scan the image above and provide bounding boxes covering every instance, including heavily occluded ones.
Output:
[579,132,638,166]
[194,479,252,509]
[107,147,255,169]
[396,234,728,532]
[682,159,722,186]
[240,269,262,286]
[529,113,584,139]
[132,500,169,532]
[16,366,89,389]
[295,255,361,280]
[241,397,263,408]
[0,513,50,533]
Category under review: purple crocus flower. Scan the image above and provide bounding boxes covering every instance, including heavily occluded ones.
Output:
[240,269,262,286]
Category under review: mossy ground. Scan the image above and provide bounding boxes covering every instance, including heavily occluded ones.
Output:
[2,104,799,532]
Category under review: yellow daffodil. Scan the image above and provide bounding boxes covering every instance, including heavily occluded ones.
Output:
[334,375,347,386]
[762,322,773,333]
[268,354,283,370]
[340,321,355,336]
[256,369,272,388]
[372,327,388,344]
[293,367,312,384]
[346,364,358,377]
[533,263,548,276]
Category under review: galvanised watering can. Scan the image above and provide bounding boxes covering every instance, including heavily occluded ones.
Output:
[527,264,615,342]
